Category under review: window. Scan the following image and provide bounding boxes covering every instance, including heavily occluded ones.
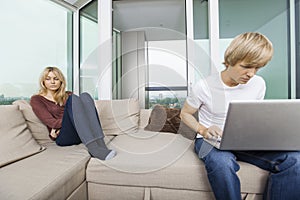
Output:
[147,40,187,108]
[112,29,122,99]
[0,0,73,104]
[79,0,99,97]
[296,0,300,98]
[112,0,187,108]
[192,0,210,85]
[219,0,289,99]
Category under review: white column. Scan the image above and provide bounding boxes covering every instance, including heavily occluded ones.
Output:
[73,10,80,95]
[186,0,194,94]
[208,0,220,73]
[97,0,112,99]
[290,0,296,99]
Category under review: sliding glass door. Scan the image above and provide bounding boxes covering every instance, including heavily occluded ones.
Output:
[113,0,188,108]
[79,0,99,97]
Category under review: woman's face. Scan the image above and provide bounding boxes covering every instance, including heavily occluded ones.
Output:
[44,71,61,92]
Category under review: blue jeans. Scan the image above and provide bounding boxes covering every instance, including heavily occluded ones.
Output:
[194,138,300,200]
[55,94,81,146]
[56,93,105,146]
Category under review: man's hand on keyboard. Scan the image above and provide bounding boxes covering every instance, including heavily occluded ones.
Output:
[202,125,222,140]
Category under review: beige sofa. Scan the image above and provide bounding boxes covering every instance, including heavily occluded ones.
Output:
[0,99,269,200]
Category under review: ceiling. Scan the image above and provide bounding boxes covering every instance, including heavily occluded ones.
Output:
[57,0,186,41]
[61,0,89,8]
[112,0,186,41]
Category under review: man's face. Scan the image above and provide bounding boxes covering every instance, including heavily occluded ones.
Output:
[226,61,262,85]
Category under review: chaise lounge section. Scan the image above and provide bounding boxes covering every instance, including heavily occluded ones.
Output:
[0,104,90,200]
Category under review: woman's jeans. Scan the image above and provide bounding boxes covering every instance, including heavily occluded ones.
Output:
[194,138,300,200]
[55,93,105,146]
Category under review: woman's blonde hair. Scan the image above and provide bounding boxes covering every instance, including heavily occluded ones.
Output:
[39,66,68,106]
[223,32,273,68]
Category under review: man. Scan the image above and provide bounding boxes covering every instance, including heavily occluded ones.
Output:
[180,32,300,200]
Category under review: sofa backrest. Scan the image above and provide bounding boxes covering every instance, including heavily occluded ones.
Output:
[12,98,144,141]
[13,100,52,144]
[94,99,140,136]
[139,109,152,129]
[0,105,44,167]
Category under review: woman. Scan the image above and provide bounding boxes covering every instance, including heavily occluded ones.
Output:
[30,66,116,160]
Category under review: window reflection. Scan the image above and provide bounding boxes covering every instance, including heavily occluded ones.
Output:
[0,0,72,104]
[147,90,187,109]
[79,0,98,96]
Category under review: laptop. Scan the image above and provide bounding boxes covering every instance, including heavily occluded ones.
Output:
[205,99,300,151]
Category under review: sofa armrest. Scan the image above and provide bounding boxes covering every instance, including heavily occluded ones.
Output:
[138,109,152,129]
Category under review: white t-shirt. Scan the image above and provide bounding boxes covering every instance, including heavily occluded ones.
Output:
[186,72,266,135]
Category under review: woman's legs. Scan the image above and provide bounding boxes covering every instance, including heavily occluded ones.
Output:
[56,93,115,160]
[56,95,81,146]
[71,93,116,160]
[194,138,242,200]
[79,93,105,138]
[79,92,109,149]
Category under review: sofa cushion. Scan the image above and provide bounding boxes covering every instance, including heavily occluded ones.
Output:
[144,105,181,133]
[87,130,269,194]
[0,105,45,168]
[13,100,52,144]
[139,109,152,129]
[95,99,140,136]
[0,143,90,200]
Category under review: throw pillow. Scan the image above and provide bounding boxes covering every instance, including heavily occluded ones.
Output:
[95,99,140,136]
[13,100,52,144]
[0,105,45,167]
[144,105,181,133]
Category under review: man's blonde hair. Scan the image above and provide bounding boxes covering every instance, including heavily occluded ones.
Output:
[223,32,273,68]
[39,66,68,106]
